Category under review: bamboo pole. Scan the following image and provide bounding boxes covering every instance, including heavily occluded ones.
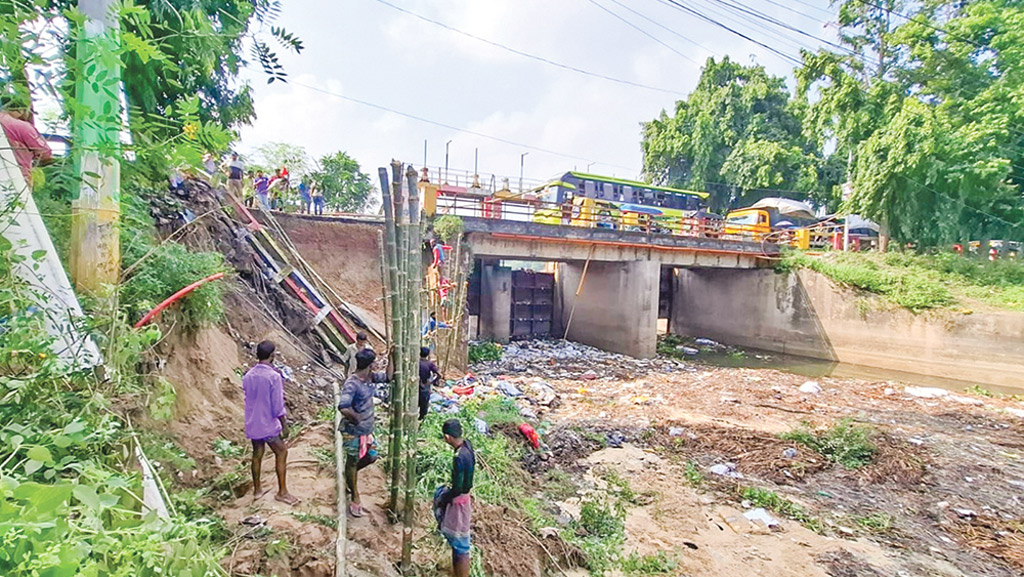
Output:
[333,380,347,577]
[440,233,462,374]
[380,164,405,515]
[378,229,391,347]
[401,166,423,572]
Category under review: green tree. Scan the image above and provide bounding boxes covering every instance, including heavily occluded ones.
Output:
[253,141,311,178]
[641,56,832,211]
[309,151,375,213]
[797,0,1024,246]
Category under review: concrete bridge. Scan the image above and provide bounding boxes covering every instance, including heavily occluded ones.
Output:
[269,211,780,359]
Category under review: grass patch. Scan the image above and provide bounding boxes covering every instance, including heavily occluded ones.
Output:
[468,341,502,363]
[621,551,679,575]
[543,469,578,501]
[292,511,338,529]
[310,446,336,467]
[781,419,876,469]
[740,486,823,533]
[683,460,704,487]
[212,438,244,459]
[779,250,1024,311]
[853,512,894,534]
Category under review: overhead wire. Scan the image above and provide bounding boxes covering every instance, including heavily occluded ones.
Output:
[583,0,703,66]
[370,0,686,96]
[287,80,641,173]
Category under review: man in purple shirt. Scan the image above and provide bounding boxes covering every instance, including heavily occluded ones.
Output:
[243,340,299,505]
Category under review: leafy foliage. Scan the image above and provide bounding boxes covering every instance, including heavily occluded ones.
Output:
[433,214,465,243]
[781,420,877,469]
[468,340,502,363]
[642,56,838,211]
[308,150,376,213]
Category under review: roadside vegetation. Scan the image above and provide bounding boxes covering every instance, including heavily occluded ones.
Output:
[779,251,1024,311]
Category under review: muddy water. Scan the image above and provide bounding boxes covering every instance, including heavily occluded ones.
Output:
[690,346,1024,396]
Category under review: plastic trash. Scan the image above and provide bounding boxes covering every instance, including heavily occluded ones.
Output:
[581,370,599,380]
[798,381,822,394]
[519,423,540,449]
[496,380,522,397]
[709,463,743,478]
[743,507,781,529]
[681,347,699,356]
[669,427,686,437]
[694,338,718,347]
[452,385,475,396]
[474,418,489,436]
[606,431,626,448]
[782,447,798,459]
[904,386,948,398]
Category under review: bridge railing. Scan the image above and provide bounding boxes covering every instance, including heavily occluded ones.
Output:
[434,191,752,243]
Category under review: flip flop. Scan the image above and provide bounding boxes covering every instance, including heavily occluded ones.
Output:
[349,503,365,518]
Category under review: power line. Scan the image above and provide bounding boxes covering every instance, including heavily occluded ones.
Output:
[370,0,685,96]
[584,0,702,66]
[288,80,640,173]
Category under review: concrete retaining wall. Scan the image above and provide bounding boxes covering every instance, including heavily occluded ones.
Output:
[673,268,1024,389]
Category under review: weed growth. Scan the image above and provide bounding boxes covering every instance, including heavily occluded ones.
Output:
[684,460,705,487]
[781,420,877,469]
[292,511,338,529]
[212,438,245,459]
[621,551,679,574]
[468,341,502,363]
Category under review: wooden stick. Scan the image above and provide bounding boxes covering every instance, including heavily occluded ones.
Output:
[562,244,595,340]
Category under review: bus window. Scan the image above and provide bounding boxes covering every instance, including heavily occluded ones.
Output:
[539,186,558,204]
[584,180,596,198]
[623,186,635,203]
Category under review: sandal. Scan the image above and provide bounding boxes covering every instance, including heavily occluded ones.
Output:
[349,503,365,518]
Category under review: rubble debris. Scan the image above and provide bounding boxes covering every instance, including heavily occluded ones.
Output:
[607,431,626,448]
[471,338,690,380]
[496,380,522,397]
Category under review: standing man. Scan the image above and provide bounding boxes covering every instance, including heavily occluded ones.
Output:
[419,346,441,420]
[253,171,270,210]
[243,340,300,506]
[337,348,389,517]
[311,183,325,215]
[339,331,370,376]
[436,419,475,577]
[226,153,244,199]
[298,179,312,214]
[0,94,52,187]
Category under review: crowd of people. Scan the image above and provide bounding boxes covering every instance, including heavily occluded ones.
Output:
[216,153,326,215]
[242,332,473,577]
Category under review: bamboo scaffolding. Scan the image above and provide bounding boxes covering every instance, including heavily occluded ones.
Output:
[380,163,405,515]
[400,166,423,571]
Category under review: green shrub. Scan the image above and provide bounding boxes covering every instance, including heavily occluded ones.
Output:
[580,497,625,539]
[468,341,502,363]
[781,419,876,469]
[433,214,465,243]
[622,551,679,574]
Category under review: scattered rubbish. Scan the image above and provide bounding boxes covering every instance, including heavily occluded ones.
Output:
[952,508,977,518]
[905,386,949,398]
[948,395,984,406]
[782,447,798,459]
[473,418,489,436]
[799,381,822,394]
[496,380,522,397]
[681,346,700,356]
[1005,407,1024,419]
[607,431,626,448]
[815,491,833,498]
[527,381,558,406]
[743,508,782,530]
[452,385,475,396]
[471,338,689,380]
[710,463,743,479]
[694,338,719,347]
[683,541,699,550]
[669,426,686,437]
[277,363,295,382]
[908,437,925,446]
[518,423,541,449]
[538,527,560,539]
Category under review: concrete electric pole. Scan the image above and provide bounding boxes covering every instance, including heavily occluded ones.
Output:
[70,0,121,293]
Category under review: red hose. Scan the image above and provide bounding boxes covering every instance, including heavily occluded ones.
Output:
[133,272,226,328]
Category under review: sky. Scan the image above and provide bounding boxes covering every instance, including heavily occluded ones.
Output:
[236,0,840,190]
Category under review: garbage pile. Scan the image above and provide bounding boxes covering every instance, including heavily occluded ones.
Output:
[471,339,691,380]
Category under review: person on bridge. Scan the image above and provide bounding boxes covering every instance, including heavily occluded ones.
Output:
[0,94,52,188]
[311,183,324,215]
[243,340,300,506]
[253,171,270,210]
[419,346,442,420]
[337,348,390,517]
[298,179,312,214]
[226,153,245,199]
[434,419,475,577]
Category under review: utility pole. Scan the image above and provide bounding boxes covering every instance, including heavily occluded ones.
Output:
[519,152,529,194]
[444,140,451,184]
[70,0,121,293]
